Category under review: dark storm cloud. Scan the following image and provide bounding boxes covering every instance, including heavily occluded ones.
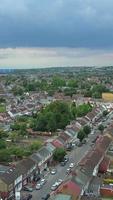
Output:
[0,0,113,48]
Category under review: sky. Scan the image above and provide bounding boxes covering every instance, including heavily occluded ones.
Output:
[0,0,113,68]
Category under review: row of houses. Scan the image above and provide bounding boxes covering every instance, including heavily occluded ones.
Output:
[0,105,106,200]
[51,134,112,200]
[49,112,113,200]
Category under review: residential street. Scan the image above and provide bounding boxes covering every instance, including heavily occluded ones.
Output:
[31,132,98,200]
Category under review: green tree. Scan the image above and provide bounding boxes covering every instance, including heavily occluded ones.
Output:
[30,141,42,152]
[33,114,47,131]
[0,98,6,103]
[46,112,57,131]
[51,76,66,88]
[77,129,85,142]
[9,147,24,159]
[67,79,78,88]
[71,101,77,118]
[0,129,8,139]
[11,122,27,136]
[33,101,72,132]
[9,131,20,142]
[76,103,92,117]
[0,149,11,162]
[53,148,66,162]
[12,86,24,96]
[0,139,6,149]
[64,88,77,97]
[91,84,109,98]
[98,124,104,133]
[83,125,91,136]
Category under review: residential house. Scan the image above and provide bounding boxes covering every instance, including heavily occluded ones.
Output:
[100,184,113,197]
[65,124,80,143]
[0,166,22,200]
[46,143,56,153]
[85,106,103,125]
[55,180,82,200]
[31,146,53,173]
[16,158,36,186]
[51,139,64,148]
[57,131,71,146]
[76,118,89,128]
[30,153,42,173]
[0,158,36,200]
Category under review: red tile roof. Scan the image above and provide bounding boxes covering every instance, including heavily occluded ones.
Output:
[99,157,110,173]
[51,139,64,148]
[55,180,81,199]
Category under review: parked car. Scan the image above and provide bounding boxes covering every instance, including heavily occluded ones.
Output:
[66,144,73,151]
[42,193,50,200]
[23,186,33,192]
[33,176,41,182]
[57,179,63,185]
[36,183,42,190]
[66,168,71,174]
[40,178,47,186]
[60,161,66,166]
[69,163,74,168]
[51,182,59,191]
[50,168,57,175]
[64,155,69,162]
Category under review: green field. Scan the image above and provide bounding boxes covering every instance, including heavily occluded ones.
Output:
[0,105,6,113]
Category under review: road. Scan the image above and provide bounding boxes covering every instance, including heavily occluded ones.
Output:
[31,132,98,200]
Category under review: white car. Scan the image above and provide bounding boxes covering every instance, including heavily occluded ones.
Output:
[57,179,63,185]
[66,168,71,174]
[36,183,41,190]
[40,178,46,186]
[69,163,74,168]
[50,168,57,175]
[51,182,59,191]
[91,130,94,135]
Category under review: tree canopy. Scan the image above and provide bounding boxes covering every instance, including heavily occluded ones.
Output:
[77,129,85,142]
[53,147,66,162]
[32,101,92,132]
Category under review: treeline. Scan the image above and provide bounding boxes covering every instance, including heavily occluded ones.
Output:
[10,75,110,99]
[31,101,92,132]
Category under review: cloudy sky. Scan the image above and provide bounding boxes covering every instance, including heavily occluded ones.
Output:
[0,0,113,68]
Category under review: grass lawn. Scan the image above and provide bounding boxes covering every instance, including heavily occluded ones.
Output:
[0,105,6,113]
[102,198,113,200]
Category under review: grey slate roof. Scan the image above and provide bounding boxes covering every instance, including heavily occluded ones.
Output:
[31,153,42,164]
[38,146,51,158]
[0,166,20,185]
[0,158,35,185]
